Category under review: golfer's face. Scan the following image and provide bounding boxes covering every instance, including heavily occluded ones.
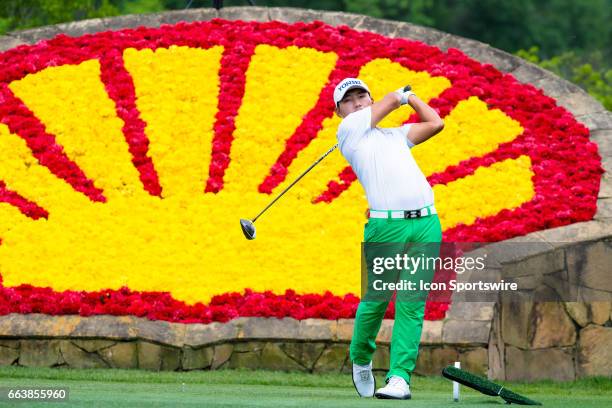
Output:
[337,89,372,117]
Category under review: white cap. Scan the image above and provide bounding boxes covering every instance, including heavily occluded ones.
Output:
[333,78,370,107]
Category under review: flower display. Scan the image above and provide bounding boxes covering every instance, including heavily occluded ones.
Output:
[0,19,602,323]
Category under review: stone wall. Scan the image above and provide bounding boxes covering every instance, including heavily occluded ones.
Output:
[487,238,612,381]
[0,7,610,380]
[0,314,488,375]
[0,338,489,375]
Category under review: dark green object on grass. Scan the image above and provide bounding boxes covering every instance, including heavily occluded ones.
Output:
[442,366,542,405]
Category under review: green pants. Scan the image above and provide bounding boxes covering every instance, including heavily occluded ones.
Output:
[350,214,442,384]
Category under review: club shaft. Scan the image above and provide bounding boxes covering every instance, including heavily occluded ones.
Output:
[252,144,338,223]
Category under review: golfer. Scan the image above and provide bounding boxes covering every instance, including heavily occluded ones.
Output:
[333,78,444,399]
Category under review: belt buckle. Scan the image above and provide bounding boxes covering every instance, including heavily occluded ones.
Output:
[404,210,421,219]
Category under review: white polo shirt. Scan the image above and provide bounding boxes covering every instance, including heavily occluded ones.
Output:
[336,106,434,210]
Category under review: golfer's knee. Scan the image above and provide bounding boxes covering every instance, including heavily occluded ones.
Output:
[357,301,389,315]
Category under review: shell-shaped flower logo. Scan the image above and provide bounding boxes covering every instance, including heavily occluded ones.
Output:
[0,20,602,322]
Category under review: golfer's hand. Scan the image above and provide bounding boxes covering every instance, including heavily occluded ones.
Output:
[394,86,416,106]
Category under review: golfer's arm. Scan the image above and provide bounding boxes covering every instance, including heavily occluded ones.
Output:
[406,95,444,145]
[370,92,402,127]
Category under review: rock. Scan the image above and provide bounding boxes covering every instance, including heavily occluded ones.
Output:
[511,274,540,291]
[301,343,327,370]
[566,241,612,292]
[182,346,213,370]
[268,7,323,24]
[0,314,80,337]
[459,348,488,376]
[589,302,611,325]
[415,347,459,376]
[158,8,218,25]
[278,342,303,363]
[532,72,582,98]
[54,18,106,37]
[564,302,589,327]
[488,311,505,380]
[100,13,163,31]
[279,342,326,370]
[372,345,390,371]
[0,340,19,349]
[59,341,107,369]
[72,316,136,339]
[313,343,349,373]
[137,341,180,371]
[233,342,265,353]
[218,6,270,22]
[501,298,532,349]
[480,239,552,266]
[211,344,233,369]
[597,173,612,200]
[501,299,576,348]
[242,318,300,340]
[576,111,612,131]
[298,319,335,340]
[511,62,546,84]
[420,320,443,344]
[538,222,610,246]
[318,11,367,31]
[340,355,353,374]
[0,36,27,52]
[229,350,261,370]
[502,248,565,278]
[578,325,612,377]
[354,16,402,37]
[487,341,504,381]
[578,285,611,302]
[505,346,575,381]
[0,343,19,365]
[442,320,490,345]
[336,319,354,342]
[591,129,612,158]
[539,270,578,301]
[260,343,304,371]
[555,91,607,118]
[19,340,62,367]
[393,21,448,46]
[228,342,265,369]
[445,302,494,321]
[98,342,137,369]
[531,303,577,348]
[184,321,240,347]
[135,319,185,347]
[9,25,62,44]
[375,320,394,344]
[71,340,116,353]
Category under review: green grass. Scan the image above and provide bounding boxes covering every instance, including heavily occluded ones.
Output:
[0,367,610,407]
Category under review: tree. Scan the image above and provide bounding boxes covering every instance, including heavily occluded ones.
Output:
[517,47,611,110]
[0,0,122,33]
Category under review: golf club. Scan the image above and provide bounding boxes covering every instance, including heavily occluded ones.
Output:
[240,143,339,240]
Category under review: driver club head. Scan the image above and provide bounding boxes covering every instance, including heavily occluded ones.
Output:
[240,218,256,240]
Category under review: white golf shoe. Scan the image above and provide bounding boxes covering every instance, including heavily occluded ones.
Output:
[351,361,375,397]
[375,375,411,399]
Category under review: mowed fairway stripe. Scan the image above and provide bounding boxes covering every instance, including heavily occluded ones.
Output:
[0,369,610,408]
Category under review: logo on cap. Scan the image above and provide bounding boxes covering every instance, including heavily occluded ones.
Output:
[333,78,370,106]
